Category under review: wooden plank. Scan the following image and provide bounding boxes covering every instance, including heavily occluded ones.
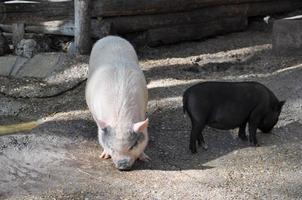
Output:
[100,0,302,34]
[26,20,75,36]
[1,20,113,38]
[18,0,302,36]
[26,20,112,38]
[247,0,302,16]
[74,0,91,55]
[1,0,302,24]
[0,1,73,24]
[0,0,284,24]
[12,22,23,46]
[91,0,272,16]
[102,4,248,34]
[1,0,301,39]
[127,16,248,46]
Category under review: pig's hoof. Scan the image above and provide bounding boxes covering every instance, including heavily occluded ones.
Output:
[100,151,111,159]
[191,149,197,154]
[190,146,197,154]
[249,142,260,147]
[139,153,151,162]
[239,135,248,141]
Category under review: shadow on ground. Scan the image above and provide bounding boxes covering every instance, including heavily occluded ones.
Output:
[25,62,302,173]
[133,106,299,171]
[137,31,271,60]
[31,105,300,173]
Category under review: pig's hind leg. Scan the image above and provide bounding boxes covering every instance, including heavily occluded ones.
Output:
[238,123,248,141]
[248,123,259,146]
[190,121,205,153]
[248,109,262,146]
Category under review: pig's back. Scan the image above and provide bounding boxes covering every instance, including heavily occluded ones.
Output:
[88,36,139,77]
[86,36,147,126]
[185,81,275,108]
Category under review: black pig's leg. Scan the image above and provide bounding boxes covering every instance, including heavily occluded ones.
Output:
[197,136,202,145]
[190,122,205,153]
[197,134,208,150]
[248,123,259,146]
[248,110,262,146]
[238,123,247,141]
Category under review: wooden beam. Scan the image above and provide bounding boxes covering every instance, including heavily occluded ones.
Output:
[25,20,111,38]
[1,0,302,24]
[102,4,248,34]
[12,22,24,47]
[1,0,297,37]
[0,20,112,38]
[0,1,73,24]
[247,1,302,16]
[91,0,271,16]
[2,0,300,34]
[127,16,248,46]
[74,0,91,55]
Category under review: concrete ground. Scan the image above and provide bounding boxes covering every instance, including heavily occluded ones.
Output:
[0,21,302,200]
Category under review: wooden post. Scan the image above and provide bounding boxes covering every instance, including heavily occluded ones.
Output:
[74,0,91,56]
[12,23,24,47]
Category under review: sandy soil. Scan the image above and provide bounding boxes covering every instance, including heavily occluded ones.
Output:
[0,22,302,200]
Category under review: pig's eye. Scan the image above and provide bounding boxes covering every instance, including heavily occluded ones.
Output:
[102,127,108,134]
[128,131,145,150]
[129,140,138,150]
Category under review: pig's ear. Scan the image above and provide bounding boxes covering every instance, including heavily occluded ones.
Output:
[279,100,286,110]
[98,120,107,129]
[133,119,149,133]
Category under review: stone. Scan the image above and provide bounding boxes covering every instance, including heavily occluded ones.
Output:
[15,39,38,58]
[0,55,29,76]
[0,56,17,76]
[15,52,67,78]
[8,56,29,76]
[0,53,88,98]
[273,16,302,56]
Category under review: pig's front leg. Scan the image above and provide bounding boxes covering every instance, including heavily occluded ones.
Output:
[248,111,261,146]
[238,123,248,141]
[100,150,111,159]
[138,152,151,162]
[248,124,259,146]
[197,134,208,150]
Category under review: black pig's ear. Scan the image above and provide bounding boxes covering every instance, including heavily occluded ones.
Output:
[278,100,286,110]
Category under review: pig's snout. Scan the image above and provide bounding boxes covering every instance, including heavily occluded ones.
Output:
[260,127,273,134]
[115,159,132,171]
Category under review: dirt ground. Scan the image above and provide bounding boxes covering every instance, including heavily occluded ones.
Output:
[1,21,302,200]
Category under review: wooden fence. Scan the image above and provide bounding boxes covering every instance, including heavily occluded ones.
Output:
[0,0,302,54]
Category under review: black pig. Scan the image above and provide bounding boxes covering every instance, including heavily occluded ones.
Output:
[183,81,285,153]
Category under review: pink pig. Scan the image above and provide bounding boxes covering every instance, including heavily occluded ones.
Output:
[86,36,149,170]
